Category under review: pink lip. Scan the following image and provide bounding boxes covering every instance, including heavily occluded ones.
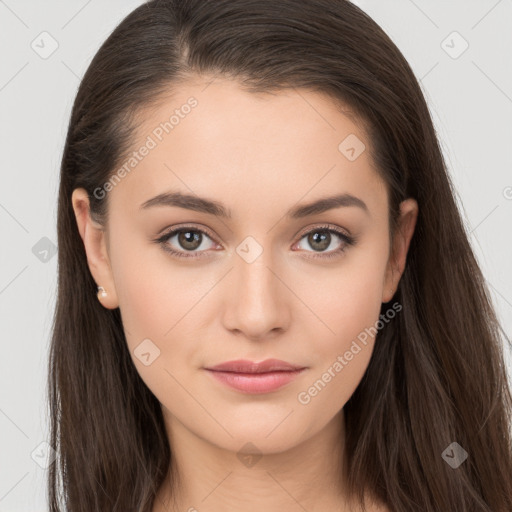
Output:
[204,359,307,394]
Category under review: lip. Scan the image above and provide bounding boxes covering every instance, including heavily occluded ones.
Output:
[206,358,305,373]
[204,359,307,394]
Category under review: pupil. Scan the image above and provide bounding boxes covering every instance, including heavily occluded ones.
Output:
[309,231,330,251]
[179,231,201,250]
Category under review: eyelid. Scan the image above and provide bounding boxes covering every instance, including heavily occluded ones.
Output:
[157,223,219,243]
[293,223,352,240]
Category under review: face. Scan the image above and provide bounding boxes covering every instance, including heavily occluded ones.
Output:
[73,77,417,455]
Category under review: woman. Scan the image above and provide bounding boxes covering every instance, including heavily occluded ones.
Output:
[48,0,512,510]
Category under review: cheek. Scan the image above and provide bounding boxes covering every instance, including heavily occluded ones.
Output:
[295,244,389,407]
[110,229,198,335]
[295,286,383,422]
[305,249,388,350]
[110,240,219,379]
[110,245,207,403]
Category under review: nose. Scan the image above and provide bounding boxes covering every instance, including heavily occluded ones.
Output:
[221,247,292,341]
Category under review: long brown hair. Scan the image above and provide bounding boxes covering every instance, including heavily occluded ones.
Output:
[48,0,512,510]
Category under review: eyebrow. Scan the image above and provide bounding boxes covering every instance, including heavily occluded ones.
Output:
[140,190,369,218]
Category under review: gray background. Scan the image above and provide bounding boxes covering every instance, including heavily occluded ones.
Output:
[0,0,511,509]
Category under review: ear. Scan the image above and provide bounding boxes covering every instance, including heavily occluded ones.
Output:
[71,188,119,309]
[382,198,418,303]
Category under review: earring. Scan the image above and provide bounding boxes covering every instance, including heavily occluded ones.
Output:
[97,286,107,299]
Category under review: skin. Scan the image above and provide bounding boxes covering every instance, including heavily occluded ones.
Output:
[72,77,417,511]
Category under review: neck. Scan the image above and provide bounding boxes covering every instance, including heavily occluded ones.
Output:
[153,409,357,512]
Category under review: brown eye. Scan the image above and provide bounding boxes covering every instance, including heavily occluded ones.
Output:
[177,230,202,251]
[297,229,344,253]
[157,226,218,258]
[294,225,356,260]
[306,230,331,251]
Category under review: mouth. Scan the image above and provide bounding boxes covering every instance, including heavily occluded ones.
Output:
[203,359,307,394]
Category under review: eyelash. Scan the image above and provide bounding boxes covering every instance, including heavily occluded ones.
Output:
[154,224,357,260]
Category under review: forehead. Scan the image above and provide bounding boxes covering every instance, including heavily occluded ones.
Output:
[107,77,387,222]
